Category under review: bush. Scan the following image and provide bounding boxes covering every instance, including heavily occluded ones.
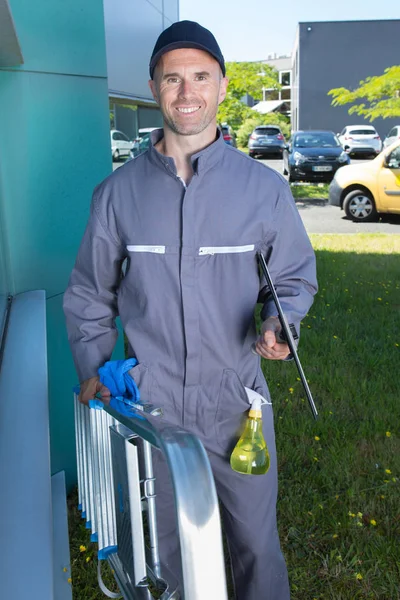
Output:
[237,113,291,148]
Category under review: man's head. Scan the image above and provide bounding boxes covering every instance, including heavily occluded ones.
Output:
[149,21,228,137]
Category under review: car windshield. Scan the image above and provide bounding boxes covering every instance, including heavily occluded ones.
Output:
[294,133,340,148]
[348,129,376,136]
[255,127,280,136]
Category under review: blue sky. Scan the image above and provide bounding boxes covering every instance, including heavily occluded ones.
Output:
[179,0,400,61]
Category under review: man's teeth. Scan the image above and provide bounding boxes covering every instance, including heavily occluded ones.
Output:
[177,107,200,113]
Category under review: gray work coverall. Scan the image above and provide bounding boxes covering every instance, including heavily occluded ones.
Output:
[64,129,317,600]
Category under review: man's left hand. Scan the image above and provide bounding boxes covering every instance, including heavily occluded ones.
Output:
[254,316,290,360]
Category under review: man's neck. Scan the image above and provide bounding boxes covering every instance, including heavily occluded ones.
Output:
[155,123,218,185]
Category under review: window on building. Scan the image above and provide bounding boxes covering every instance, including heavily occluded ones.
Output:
[264,89,279,101]
[280,71,291,86]
[280,88,291,100]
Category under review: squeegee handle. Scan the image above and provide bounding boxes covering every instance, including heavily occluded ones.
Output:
[258,251,318,420]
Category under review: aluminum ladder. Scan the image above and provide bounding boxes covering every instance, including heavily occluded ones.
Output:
[74,392,228,599]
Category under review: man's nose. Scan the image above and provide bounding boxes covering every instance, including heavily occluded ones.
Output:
[178,79,194,98]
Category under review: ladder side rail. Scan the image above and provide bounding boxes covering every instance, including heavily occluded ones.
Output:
[104,405,228,600]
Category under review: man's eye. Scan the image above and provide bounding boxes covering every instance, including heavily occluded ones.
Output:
[196,75,206,81]
[167,77,179,84]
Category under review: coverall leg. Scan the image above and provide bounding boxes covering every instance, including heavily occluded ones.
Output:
[152,401,290,600]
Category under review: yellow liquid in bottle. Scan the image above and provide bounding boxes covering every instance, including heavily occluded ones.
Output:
[230,416,270,475]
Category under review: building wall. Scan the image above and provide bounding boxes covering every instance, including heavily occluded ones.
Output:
[103,0,179,137]
[0,0,123,488]
[296,20,400,138]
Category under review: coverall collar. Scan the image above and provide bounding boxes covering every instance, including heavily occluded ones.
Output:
[148,127,226,176]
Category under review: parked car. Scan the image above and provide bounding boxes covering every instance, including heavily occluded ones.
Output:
[130,127,158,158]
[329,140,400,222]
[337,125,382,158]
[248,125,286,158]
[283,130,350,182]
[382,125,400,149]
[220,123,237,147]
[110,129,133,161]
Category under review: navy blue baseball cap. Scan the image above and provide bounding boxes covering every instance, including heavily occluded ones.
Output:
[149,20,225,79]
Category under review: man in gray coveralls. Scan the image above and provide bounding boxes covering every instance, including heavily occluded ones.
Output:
[64,20,317,600]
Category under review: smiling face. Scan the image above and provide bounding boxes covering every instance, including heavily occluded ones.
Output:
[149,48,228,137]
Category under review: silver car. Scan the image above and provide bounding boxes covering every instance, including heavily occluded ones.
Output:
[248,125,287,158]
[338,125,382,158]
[382,125,400,149]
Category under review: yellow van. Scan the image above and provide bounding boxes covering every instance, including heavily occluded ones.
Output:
[329,140,400,221]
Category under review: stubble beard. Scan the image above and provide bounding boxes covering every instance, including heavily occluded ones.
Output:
[163,101,219,136]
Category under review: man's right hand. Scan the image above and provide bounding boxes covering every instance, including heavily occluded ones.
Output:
[79,376,111,406]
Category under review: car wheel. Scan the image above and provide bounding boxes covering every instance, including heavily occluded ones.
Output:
[343,189,377,222]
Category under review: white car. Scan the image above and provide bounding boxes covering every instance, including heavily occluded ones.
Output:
[110,129,133,161]
[382,125,400,149]
[338,125,382,158]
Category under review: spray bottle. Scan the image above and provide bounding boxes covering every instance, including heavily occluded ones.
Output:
[230,389,270,475]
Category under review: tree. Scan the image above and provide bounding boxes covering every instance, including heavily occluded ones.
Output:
[328,65,400,121]
[217,62,280,130]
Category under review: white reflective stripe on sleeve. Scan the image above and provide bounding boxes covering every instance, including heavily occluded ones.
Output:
[126,245,166,254]
[198,244,255,256]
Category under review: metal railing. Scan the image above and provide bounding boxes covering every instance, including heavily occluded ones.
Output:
[74,393,228,600]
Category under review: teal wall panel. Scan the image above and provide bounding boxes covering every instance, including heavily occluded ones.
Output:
[47,294,124,488]
[0,70,112,296]
[0,0,115,486]
[8,0,107,77]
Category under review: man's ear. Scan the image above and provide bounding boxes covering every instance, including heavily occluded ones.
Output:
[148,79,159,103]
[218,77,229,105]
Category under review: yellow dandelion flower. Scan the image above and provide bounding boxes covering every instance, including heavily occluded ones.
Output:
[314,436,320,441]
[370,519,377,526]
[385,469,391,474]
[380,495,385,499]
[326,303,330,306]
[377,298,382,301]
[355,573,363,581]
[63,567,68,572]
[313,457,319,462]
[386,431,391,437]
[395,343,399,347]
[332,534,338,539]
[67,578,72,584]
[86,556,91,563]
[79,545,87,553]
[348,512,355,517]
[289,387,294,393]
[333,335,338,339]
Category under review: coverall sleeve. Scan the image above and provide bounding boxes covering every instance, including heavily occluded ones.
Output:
[63,188,124,383]
[261,182,318,336]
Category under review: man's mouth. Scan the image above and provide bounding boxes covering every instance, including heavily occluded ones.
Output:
[176,106,201,114]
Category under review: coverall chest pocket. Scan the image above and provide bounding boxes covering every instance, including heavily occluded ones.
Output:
[214,369,251,455]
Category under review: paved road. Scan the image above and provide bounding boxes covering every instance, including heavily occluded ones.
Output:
[113,156,400,234]
[256,157,400,234]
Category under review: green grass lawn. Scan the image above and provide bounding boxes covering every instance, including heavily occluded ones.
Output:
[68,234,400,599]
[291,183,329,200]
